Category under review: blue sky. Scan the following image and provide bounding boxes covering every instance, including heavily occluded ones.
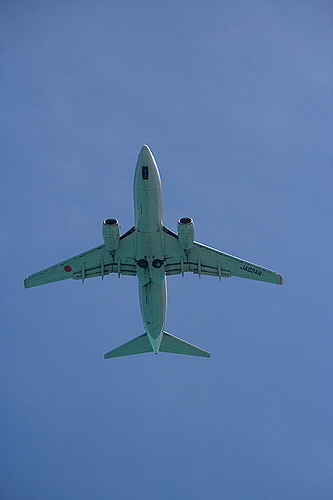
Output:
[1,1,332,499]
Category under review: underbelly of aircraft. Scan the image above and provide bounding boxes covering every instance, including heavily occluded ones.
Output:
[139,278,167,339]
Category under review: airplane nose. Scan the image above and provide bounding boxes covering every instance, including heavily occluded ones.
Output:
[138,145,153,164]
[134,144,161,194]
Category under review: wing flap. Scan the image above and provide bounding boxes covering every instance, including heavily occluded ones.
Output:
[191,242,283,284]
[163,226,283,285]
[24,244,108,288]
[165,260,231,277]
[24,228,137,288]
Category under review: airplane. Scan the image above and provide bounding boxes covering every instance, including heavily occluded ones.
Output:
[24,145,284,359]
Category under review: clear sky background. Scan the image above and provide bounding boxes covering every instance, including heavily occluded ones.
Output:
[1,1,332,499]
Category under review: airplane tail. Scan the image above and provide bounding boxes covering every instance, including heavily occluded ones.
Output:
[104,332,210,359]
[104,333,153,358]
[160,332,210,357]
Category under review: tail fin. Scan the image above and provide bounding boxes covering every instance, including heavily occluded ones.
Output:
[104,333,153,359]
[160,332,210,357]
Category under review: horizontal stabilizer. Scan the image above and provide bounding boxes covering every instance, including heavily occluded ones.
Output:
[160,332,210,357]
[104,333,153,359]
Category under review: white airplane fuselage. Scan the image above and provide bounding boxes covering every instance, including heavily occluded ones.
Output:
[133,146,166,353]
[24,144,284,358]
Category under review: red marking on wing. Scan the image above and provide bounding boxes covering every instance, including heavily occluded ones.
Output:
[64,265,72,272]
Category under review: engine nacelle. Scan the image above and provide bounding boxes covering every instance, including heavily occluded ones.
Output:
[177,217,194,251]
[103,218,120,252]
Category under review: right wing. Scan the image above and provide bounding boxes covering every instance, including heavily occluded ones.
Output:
[24,227,137,288]
[162,226,284,285]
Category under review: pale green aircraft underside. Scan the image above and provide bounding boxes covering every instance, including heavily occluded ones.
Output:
[25,146,284,358]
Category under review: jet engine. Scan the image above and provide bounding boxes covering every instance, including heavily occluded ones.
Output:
[177,217,194,251]
[103,219,120,252]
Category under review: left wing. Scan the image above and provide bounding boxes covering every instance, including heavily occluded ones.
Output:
[163,227,284,285]
[24,228,137,288]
